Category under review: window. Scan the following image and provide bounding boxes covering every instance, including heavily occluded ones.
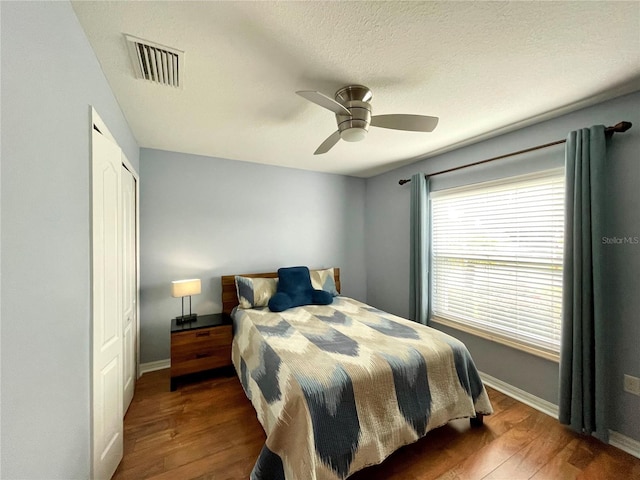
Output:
[430,169,564,361]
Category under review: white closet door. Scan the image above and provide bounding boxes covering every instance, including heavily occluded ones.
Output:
[121,165,137,413]
[92,128,123,480]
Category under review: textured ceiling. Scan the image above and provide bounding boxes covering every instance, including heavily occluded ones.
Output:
[72,1,640,177]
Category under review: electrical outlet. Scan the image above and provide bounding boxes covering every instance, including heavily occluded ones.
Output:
[623,374,640,396]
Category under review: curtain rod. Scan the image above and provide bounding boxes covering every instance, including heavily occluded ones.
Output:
[398,121,632,185]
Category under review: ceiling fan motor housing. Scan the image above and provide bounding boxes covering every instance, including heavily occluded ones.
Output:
[335,85,373,142]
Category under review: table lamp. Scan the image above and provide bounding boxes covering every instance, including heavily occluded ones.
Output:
[172,278,201,324]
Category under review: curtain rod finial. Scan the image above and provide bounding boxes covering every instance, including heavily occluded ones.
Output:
[615,121,632,132]
[399,179,411,185]
[605,121,631,138]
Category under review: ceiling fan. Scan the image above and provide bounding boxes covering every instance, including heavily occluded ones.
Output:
[296,85,439,155]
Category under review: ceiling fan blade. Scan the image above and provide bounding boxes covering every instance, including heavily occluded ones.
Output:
[314,130,341,155]
[370,114,439,132]
[296,90,352,116]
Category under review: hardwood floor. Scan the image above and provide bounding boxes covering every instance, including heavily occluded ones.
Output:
[114,369,640,480]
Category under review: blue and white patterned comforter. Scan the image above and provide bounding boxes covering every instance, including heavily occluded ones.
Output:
[232,296,493,480]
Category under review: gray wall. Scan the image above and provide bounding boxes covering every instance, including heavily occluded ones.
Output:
[365,91,640,441]
[1,2,139,478]
[139,149,366,363]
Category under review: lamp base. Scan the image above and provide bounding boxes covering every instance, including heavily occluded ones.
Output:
[175,314,198,325]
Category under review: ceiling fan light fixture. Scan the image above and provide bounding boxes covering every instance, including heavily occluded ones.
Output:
[297,84,439,154]
[340,127,367,142]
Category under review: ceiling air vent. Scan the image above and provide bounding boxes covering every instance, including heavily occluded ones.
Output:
[125,34,183,88]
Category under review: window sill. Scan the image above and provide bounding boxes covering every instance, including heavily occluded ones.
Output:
[430,315,560,363]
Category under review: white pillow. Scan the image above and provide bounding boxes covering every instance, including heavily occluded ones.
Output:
[310,268,339,296]
[235,276,278,309]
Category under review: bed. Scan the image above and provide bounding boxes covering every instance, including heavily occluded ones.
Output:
[221,268,493,480]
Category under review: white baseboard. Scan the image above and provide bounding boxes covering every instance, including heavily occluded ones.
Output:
[479,371,640,460]
[479,371,559,419]
[609,430,640,459]
[139,359,170,375]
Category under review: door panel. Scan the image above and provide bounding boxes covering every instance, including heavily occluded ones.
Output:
[92,129,123,480]
[121,166,136,413]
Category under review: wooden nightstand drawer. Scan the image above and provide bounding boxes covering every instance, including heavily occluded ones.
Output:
[170,345,232,377]
[171,324,232,348]
[170,314,233,391]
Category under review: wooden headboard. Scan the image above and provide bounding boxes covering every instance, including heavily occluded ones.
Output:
[221,268,341,315]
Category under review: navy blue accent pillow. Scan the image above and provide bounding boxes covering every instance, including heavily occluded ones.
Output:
[312,289,333,305]
[268,266,333,312]
[268,292,293,312]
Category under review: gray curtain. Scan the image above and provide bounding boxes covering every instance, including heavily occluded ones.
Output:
[409,173,430,325]
[559,125,608,441]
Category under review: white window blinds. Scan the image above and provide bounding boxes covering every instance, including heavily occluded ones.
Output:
[431,169,564,360]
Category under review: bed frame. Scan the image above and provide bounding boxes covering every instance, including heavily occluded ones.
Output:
[220,267,341,315]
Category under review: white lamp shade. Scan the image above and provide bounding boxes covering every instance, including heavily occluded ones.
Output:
[171,279,201,298]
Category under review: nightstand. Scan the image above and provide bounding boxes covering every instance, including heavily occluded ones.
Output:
[170,313,233,391]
